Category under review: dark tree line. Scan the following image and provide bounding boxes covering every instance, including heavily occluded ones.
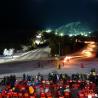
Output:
[43,31,86,56]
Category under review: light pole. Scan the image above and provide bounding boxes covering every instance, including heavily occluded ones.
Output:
[59,33,64,56]
[59,42,60,56]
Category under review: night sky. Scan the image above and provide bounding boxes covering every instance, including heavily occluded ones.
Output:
[0,0,98,43]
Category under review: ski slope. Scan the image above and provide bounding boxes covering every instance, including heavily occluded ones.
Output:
[0,47,51,64]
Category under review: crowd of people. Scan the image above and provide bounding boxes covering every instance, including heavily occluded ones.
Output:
[0,69,98,98]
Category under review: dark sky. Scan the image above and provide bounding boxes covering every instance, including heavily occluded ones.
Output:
[0,0,98,43]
